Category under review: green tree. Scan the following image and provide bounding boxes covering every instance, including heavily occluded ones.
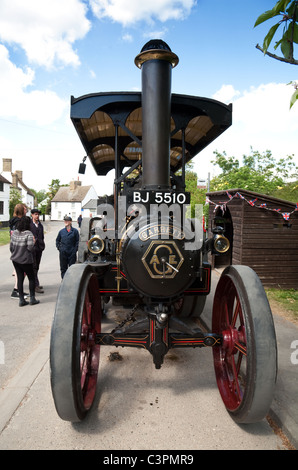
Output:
[9,187,23,218]
[30,188,48,214]
[185,169,208,218]
[45,179,65,215]
[271,180,298,201]
[254,0,298,107]
[47,179,63,198]
[210,148,298,197]
[177,161,208,218]
[30,189,47,205]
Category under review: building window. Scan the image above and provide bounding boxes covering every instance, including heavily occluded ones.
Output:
[0,201,3,215]
[0,182,3,192]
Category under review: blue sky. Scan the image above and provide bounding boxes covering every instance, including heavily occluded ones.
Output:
[0,0,297,194]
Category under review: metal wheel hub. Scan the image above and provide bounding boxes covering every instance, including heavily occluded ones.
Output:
[222,326,246,356]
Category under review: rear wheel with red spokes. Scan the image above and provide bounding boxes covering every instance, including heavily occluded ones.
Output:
[50,264,102,421]
[212,265,277,423]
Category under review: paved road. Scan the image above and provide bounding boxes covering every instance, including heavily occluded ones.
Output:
[0,222,293,450]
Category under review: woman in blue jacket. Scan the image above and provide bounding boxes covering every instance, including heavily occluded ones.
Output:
[56,216,79,279]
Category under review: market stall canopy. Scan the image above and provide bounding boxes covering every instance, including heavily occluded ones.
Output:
[71,92,232,176]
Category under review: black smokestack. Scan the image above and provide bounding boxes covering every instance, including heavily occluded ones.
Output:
[135,40,179,189]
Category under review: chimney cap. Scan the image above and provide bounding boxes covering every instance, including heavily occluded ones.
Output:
[135,39,178,69]
[141,39,172,53]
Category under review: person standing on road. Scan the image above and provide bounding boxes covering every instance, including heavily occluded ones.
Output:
[30,208,45,294]
[9,203,28,299]
[56,216,79,279]
[10,216,40,307]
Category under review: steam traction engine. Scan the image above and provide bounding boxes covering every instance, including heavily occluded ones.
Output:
[50,40,277,423]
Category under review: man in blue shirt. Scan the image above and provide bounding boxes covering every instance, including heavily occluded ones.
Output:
[56,216,79,279]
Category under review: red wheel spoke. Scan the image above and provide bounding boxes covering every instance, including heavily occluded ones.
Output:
[235,342,247,356]
[224,300,230,325]
[231,298,241,327]
[80,352,88,388]
[231,356,242,404]
[84,294,92,324]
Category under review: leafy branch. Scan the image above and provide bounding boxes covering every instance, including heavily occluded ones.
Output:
[254,0,298,107]
[255,43,298,64]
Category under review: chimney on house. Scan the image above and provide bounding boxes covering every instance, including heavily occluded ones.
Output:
[2,158,12,172]
[12,172,19,188]
[15,170,23,181]
[69,180,82,190]
[15,170,23,180]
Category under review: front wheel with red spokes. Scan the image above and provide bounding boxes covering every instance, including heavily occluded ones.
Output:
[212,265,277,423]
[50,264,102,421]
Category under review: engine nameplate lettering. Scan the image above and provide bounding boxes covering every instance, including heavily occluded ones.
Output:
[139,224,185,242]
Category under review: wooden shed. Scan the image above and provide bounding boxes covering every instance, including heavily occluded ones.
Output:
[206,188,298,289]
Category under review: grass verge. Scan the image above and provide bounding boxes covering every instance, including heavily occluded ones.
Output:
[266,288,298,323]
[0,228,10,246]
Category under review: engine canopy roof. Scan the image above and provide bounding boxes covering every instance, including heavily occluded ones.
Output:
[71,91,232,176]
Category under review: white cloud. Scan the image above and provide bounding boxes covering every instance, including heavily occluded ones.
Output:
[0,0,91,68]
[195,81,298,179]
[212,84,240,104]
[89,0,195,26]
[122,33,133,43]
[89,69,97,79]
[233,83,298,135]
[212,82,298,149]
[143,28,168,39]
[0,45,67,124]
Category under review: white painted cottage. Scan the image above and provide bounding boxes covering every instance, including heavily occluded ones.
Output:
[1,158,35,224]
[0,174,11,224]
[51,180,98,221]
[11,171,35,209]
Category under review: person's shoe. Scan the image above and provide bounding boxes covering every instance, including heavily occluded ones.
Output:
[35,286,44,294]
[19,299,29,307]
[30,296,40,305]
[11,289,19,299]
[11,289,28,299]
